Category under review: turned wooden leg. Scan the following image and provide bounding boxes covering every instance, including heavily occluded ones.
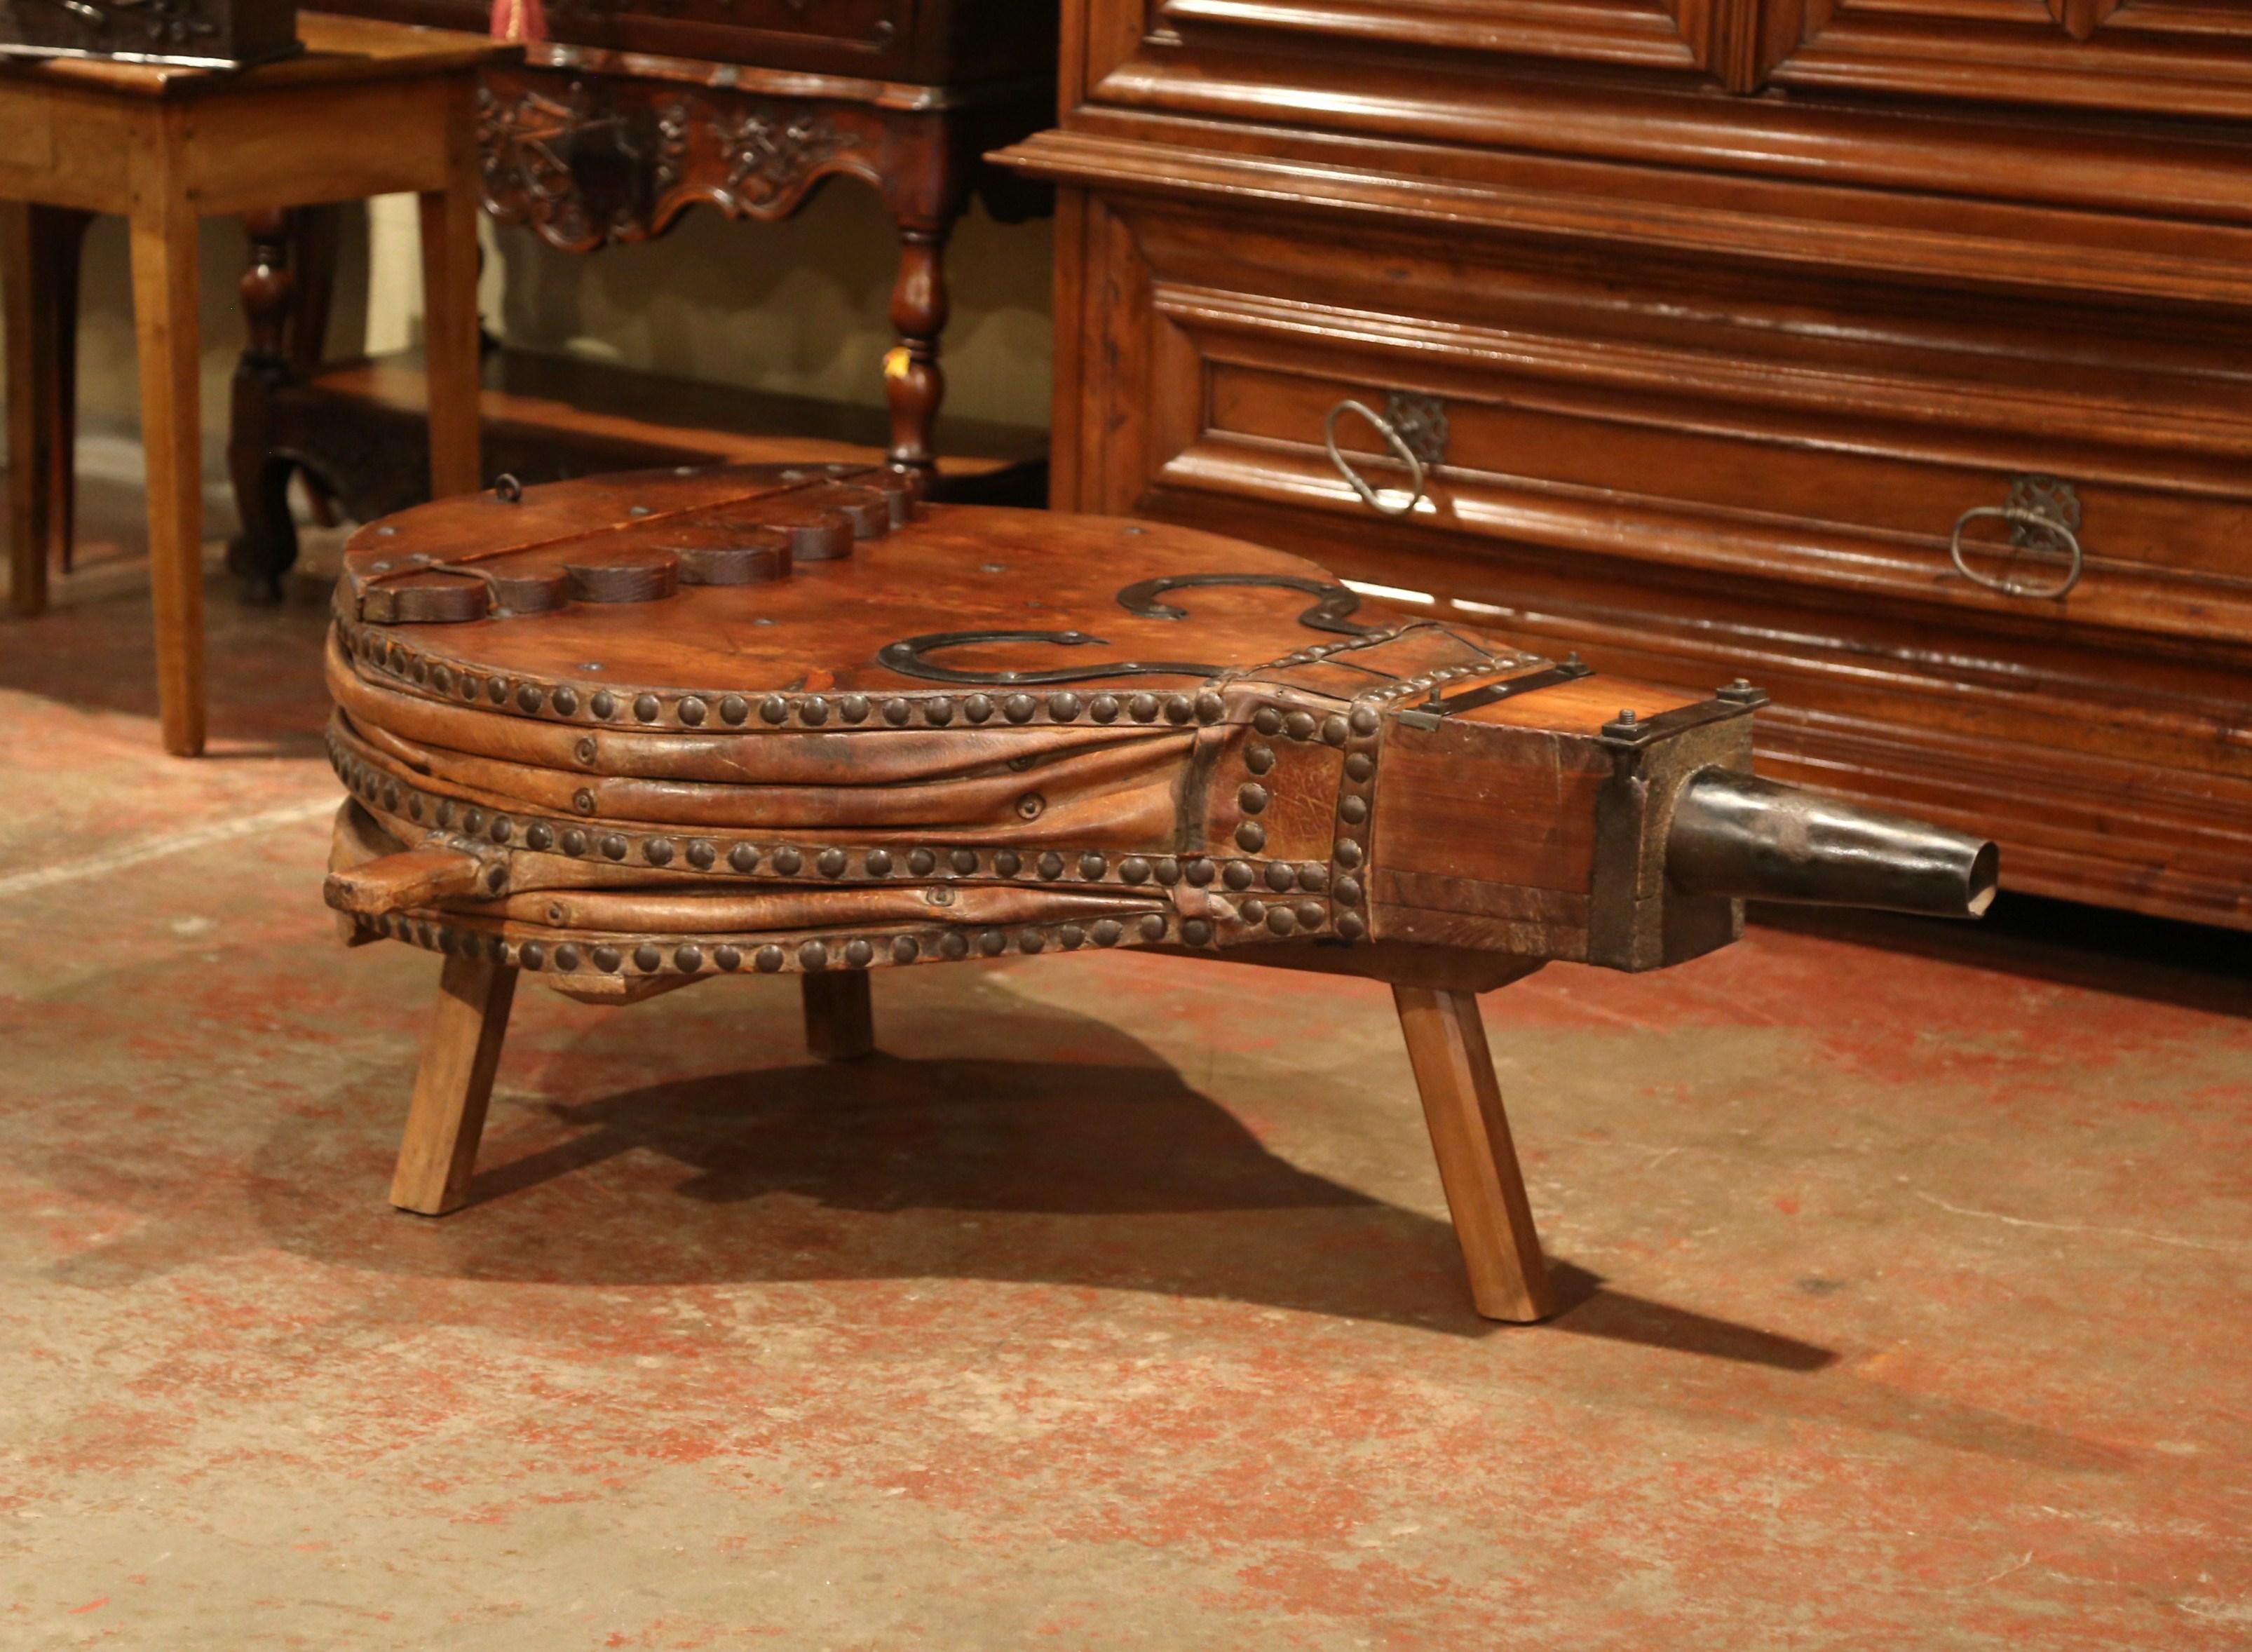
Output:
[883,215,952,480]
[803,972,874,1062]
[391,953,519,1215]
[1394,984,1557,1322]
[419,86,484,500]
[3,202,49,618]
[128,184,207,756]
[228,208,301,602]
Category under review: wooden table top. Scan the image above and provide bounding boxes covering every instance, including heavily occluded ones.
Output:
[2,13,516,97]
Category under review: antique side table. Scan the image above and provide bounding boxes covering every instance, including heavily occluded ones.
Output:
[222,0,1057,587]
[319,464,1995,1322]
[0,13,508,754]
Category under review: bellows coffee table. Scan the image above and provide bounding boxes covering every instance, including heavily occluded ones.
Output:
[323,463,1996,1320]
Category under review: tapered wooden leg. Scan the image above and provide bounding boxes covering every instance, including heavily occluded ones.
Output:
[4,201,55,618]
[419,88,483,500]
[1394,984,1557,1322]
[128,187,206,756]
[391,953,518,1215]
[803,972,874,1062]
[44,207,88,576]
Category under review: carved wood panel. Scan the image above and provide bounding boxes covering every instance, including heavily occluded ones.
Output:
[476,67,909,252]
[1758,0,2252,112]
[1085,0,2252,116]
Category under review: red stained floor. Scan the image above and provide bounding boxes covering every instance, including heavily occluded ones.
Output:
[3,542,2249,1650]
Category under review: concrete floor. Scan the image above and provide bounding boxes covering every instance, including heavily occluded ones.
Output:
[3,529,2249,1650]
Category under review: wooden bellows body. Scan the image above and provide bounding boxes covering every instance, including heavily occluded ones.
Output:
[325,463,1981,989]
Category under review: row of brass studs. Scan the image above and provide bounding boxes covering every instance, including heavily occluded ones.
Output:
[338,614,1530,736]
[1326,700,1383,945]
[343,620,1268,733]
[329,736,1336,896]
[349,905,1231,974]
[1367,655,1537,703]
[1254,625,1416,672]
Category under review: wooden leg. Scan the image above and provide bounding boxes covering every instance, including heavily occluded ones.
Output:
[4,201,55,618]
[391,952,518,1216]
[1393,984,1557,1322]
[803,972,875,1062]
[883,215,952,480]
[419,88,483,499]
[228,208,301,602]
[44,207,89,577]
[289,204,346,527]
[128,189,206,756]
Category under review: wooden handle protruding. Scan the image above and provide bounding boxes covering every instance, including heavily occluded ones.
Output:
[324,847,488,917]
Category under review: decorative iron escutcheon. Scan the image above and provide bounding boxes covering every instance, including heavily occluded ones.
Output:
[1324,391,1447,518]
[1949,475,2084,600]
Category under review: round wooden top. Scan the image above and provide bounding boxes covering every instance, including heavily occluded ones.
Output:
[337,463,1392,719]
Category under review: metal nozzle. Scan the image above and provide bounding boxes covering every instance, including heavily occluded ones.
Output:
[1664,769,1997,920]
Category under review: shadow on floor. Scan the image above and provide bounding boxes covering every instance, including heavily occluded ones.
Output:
[0,558,334,754]
[238,1047,1839,1369]
[1754,892,2252,1020]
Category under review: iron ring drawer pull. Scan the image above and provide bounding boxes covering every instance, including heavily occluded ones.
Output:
[1324,398,1427,519]
[1948,506,2084,600]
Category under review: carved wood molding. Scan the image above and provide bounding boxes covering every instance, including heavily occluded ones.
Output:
[997,128,2252,306]
[477,69,893,252]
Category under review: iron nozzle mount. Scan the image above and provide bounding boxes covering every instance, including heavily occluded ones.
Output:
[1664,769,1999,920]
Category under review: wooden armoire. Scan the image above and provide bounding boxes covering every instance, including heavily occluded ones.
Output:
[997,1,2252,931]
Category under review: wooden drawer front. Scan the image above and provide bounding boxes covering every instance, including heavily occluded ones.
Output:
[606,0,914,74]
[318,0,1043,83]
[1151,0,1722,77]
[1115,233,2252,651]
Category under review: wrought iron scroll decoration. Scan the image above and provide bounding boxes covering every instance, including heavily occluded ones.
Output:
[1113,574,1379,637]
[876,630,1222,686]
[876,574,1381,685]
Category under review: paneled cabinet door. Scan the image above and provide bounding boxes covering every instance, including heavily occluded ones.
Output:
[1751,0,2252,115]
[1132,0,1753,82]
